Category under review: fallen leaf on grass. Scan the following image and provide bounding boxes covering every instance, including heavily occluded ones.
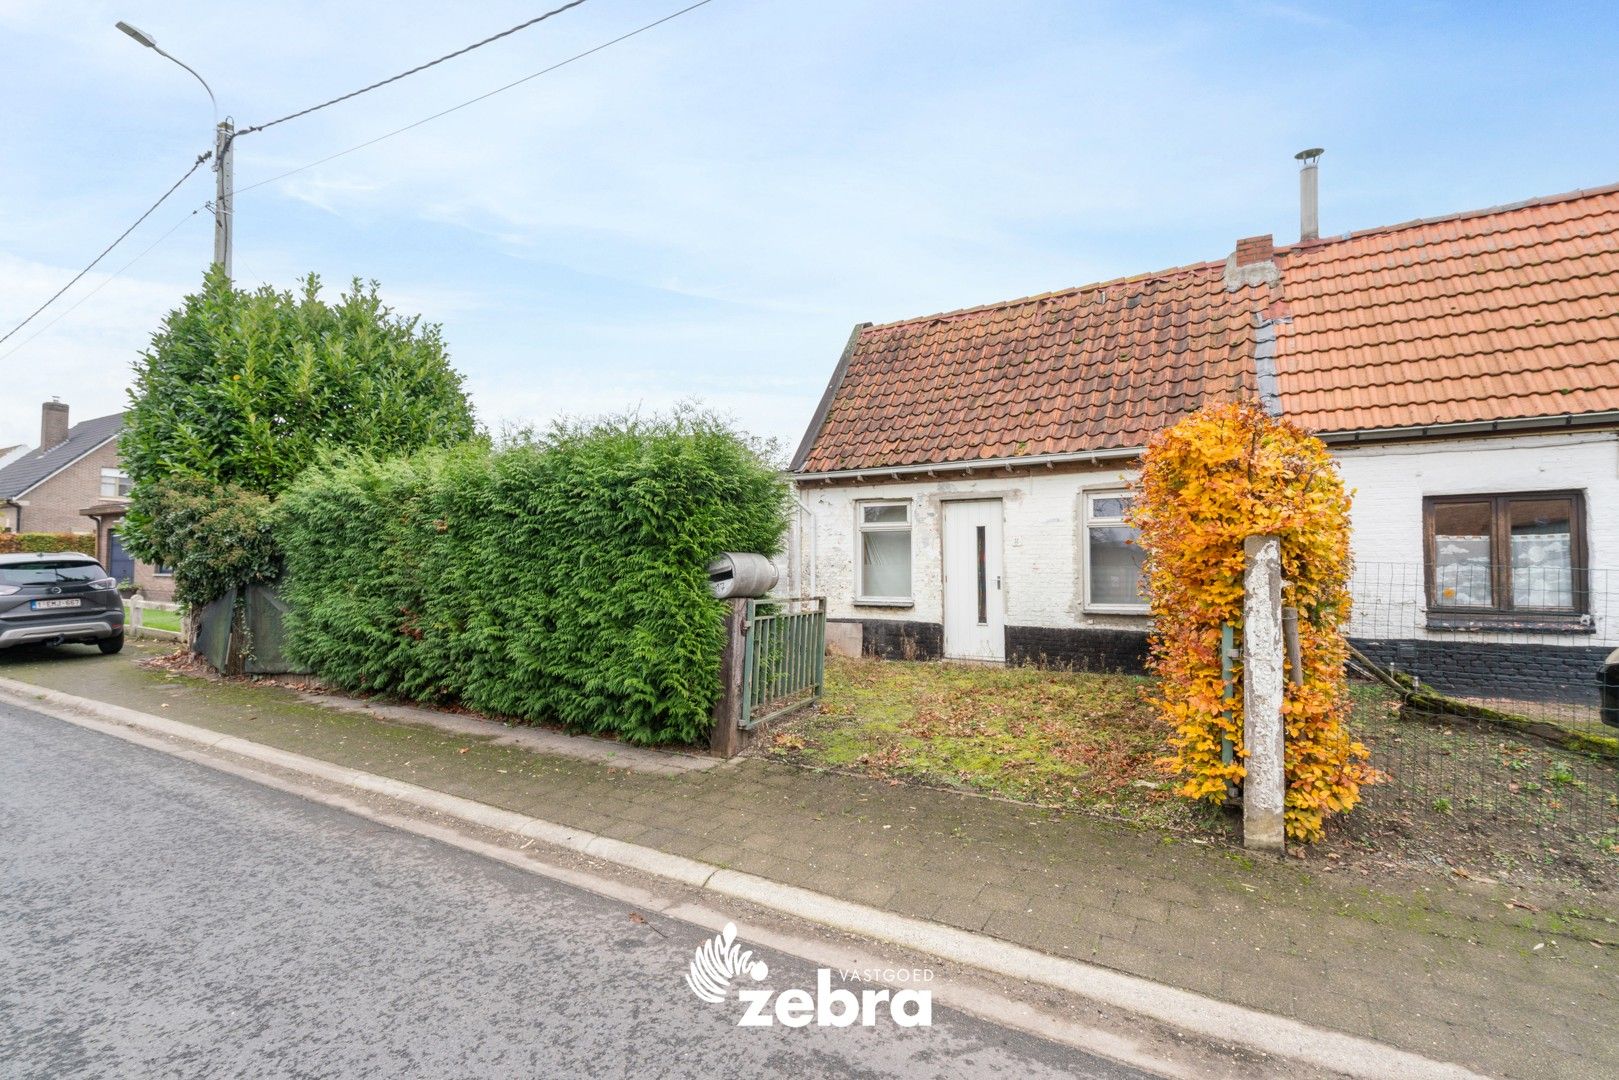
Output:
[457,747,469,754]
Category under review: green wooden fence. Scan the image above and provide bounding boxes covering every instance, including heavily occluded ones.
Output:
[739,597,826,730]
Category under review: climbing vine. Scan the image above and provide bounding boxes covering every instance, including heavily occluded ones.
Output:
[1131,401,1375,841]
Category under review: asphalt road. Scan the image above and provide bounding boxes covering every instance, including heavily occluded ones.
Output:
[0,699,1152,1079]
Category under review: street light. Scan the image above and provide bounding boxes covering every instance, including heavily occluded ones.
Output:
[116,20,232,277]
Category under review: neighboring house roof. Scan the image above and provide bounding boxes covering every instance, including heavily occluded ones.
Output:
[793,181,1619,475]
[0,413,124,501]
[1272,184,1619,433]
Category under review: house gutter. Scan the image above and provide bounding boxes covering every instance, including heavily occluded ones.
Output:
[792,445,1143,484]
[1317,411,1619,446]
[792,410,1619,483]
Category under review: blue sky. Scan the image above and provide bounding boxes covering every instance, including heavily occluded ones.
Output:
[2,1,1617,456]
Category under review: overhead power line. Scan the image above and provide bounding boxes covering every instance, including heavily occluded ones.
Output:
[0,150,212,347]
[232,0,714,199]
[1,1,710,346]
[236,0,590,138]
[0,205,208,364]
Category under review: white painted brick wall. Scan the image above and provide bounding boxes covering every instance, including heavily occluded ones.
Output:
[1335,431,1619,647]
[793,462,1147,632]
[791,430,1619,648]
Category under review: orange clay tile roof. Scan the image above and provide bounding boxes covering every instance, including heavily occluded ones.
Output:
[793,182,1619,474]
[1271,183,1619,432]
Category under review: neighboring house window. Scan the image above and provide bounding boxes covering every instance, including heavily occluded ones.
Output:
[101,468,132,497]
[154,565,174,577]
[1424,492,1586,617]
[1084,491,1147,611]
[857,500,912,603]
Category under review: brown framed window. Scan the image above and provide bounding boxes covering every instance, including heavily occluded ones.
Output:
[1423,491,1587,621]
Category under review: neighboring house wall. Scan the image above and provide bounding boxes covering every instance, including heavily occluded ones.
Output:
[10,438,119,534]
[1336,430,1619,646]
[1336,430,1619,706]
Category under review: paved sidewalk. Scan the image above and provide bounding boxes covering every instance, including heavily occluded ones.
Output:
[6,643,1616,1080]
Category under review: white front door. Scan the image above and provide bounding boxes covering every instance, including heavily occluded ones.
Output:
[942,500,1005,661]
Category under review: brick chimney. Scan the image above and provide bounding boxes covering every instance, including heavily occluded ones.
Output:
[1223,234,1279,291]
[1233,234,1274,267]
[40,399,69,451]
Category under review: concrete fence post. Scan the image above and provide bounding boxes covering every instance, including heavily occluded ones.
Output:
[1242,535,1287,854]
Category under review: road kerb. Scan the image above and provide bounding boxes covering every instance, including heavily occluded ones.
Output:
[0,676,1487,1080]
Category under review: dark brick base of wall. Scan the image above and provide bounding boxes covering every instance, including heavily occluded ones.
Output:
[849,619,944,661]
[833,620,1152,671]
[1006,626,1151,674]
[1352,636,1613,706]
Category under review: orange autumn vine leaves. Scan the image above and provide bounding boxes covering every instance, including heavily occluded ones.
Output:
[1130,401,1376,841]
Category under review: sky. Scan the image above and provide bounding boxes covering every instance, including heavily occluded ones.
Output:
[2,0,1618,458]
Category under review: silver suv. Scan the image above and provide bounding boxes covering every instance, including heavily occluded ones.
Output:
[0,552,125,653]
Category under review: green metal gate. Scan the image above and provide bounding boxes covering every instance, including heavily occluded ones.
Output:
[740,597,826,730]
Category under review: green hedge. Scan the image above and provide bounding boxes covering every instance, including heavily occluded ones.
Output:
[0,532,97,555]
[275,414,787,745]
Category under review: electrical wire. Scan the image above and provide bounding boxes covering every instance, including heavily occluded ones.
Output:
[1,1,709,346]
[231,0,713,199]
[0,150,212,347]
[236,0,590,138]
[0,205,209,363]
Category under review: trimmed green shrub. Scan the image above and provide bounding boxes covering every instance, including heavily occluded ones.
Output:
[275,412,788,745]
[0,532,96,555]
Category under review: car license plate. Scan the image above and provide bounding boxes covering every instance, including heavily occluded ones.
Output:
[31,598,81,610]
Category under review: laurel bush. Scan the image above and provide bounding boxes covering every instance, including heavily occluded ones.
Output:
[275,411,788,745]
[133,477,279,609]
[120,267,476,606]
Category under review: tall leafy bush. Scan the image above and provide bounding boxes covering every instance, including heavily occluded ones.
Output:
[276,412,787,745]
[1131,401,1375,841]
[120,267,476,606]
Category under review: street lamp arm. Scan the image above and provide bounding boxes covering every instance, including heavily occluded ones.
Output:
[152,46,218,125]
[116,20,217,126]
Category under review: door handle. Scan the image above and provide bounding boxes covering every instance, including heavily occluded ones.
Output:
[996,576,1002,590]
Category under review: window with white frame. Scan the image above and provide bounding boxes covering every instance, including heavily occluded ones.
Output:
[857,500,912,602]
[100,468,132,498]
[1084,491,1147,610]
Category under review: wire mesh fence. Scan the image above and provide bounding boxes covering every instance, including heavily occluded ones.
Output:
[1343,562,1618,869]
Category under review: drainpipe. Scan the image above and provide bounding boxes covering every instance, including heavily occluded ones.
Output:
[1295,147,1323,242]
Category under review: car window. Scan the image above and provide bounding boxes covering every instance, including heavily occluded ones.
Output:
[0,561,107,585]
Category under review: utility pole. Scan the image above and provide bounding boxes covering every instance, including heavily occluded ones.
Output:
[213,120,234,277]
[117,20,226,278]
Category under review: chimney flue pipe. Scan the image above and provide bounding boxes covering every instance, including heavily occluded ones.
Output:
[1296,148,1324,242]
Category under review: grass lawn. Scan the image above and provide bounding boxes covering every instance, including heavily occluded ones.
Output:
[125,604,182,633]
[767,656,1211,829]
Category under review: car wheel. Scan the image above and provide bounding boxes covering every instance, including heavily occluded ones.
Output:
[98,633,125,655]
